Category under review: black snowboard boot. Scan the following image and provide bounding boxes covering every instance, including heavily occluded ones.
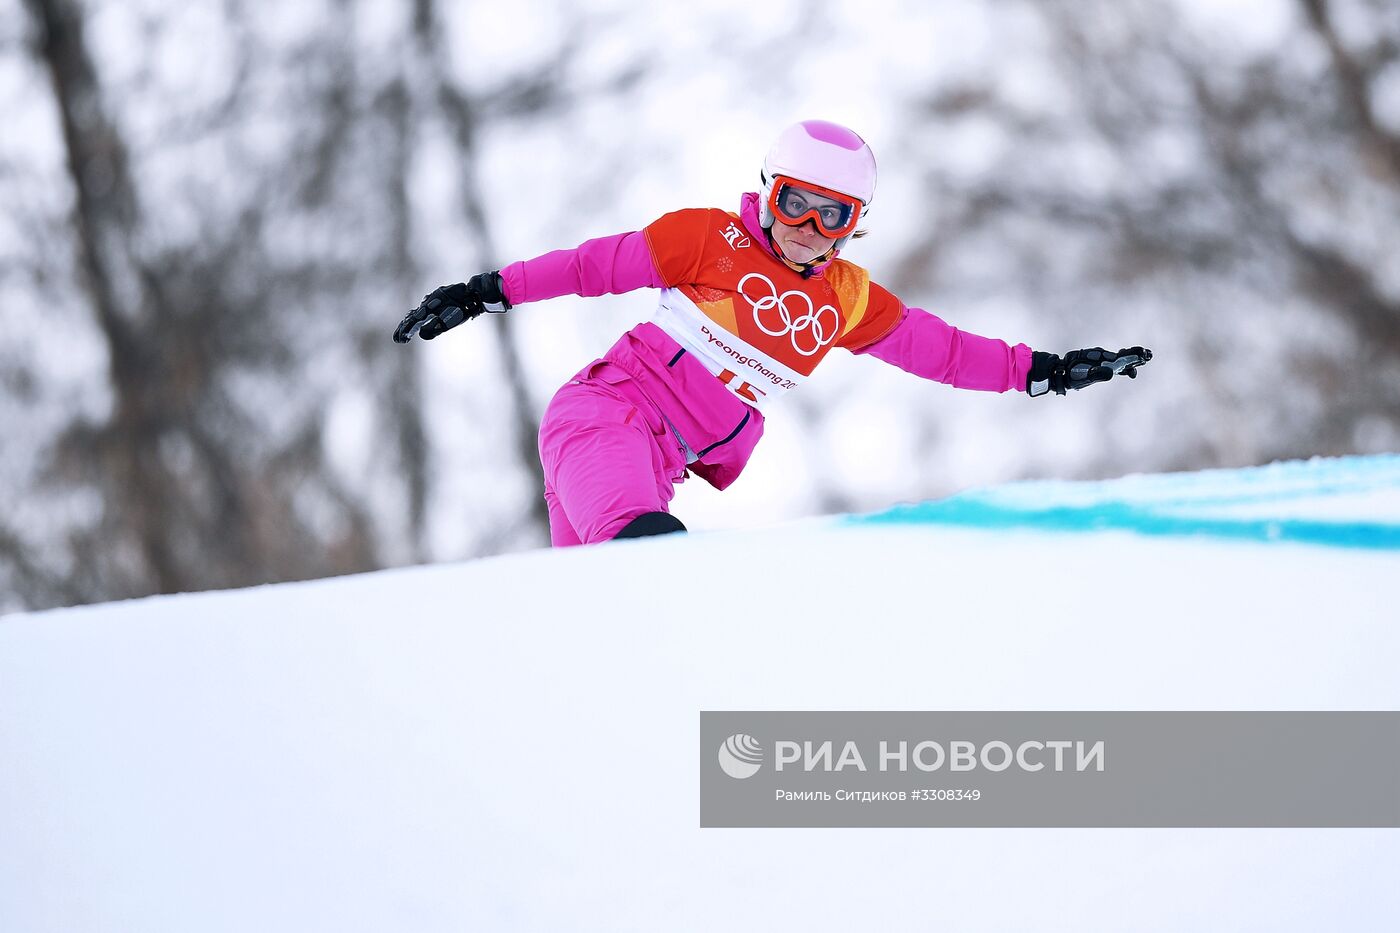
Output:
[613,511,687,540]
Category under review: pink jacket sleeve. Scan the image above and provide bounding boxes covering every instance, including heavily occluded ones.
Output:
[497,230,664,305]
[851,305,1034,393]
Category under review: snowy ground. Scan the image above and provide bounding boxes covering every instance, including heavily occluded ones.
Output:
[2,456,1398,932]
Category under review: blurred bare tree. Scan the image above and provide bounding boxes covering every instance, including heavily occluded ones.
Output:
[888,0,1400,475]
[1,0,647,611]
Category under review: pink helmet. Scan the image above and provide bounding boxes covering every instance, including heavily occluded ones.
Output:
[760,120,877,251]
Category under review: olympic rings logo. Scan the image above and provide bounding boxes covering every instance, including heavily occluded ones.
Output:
[738,272,840,357]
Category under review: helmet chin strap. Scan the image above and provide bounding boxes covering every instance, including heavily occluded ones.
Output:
[764,226,836,277]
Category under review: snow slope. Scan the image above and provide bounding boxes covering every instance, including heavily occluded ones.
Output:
[2,456,1398,932]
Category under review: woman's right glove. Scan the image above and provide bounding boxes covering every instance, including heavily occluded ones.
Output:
[392,272,511,343]
[1027,347,1152,397]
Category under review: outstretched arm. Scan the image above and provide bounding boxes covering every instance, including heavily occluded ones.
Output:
[392,230,664,343]
[497,230,664,305]
[849,302,1152,396]
[850,304,1034,393]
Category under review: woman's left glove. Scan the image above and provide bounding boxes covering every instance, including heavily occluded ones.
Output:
[1027,347,1152,397]
[392,272,511,343]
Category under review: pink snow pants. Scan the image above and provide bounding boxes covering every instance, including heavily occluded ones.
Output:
[538,359,689,546]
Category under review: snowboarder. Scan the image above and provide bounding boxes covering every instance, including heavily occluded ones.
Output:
[393,120,1151,545]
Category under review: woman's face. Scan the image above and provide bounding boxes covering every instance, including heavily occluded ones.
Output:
[769,215,838,264]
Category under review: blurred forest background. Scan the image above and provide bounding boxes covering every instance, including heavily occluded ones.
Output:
[2,0,1397,612]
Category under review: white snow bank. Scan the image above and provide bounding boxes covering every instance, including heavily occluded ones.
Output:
[2,457,1397,932]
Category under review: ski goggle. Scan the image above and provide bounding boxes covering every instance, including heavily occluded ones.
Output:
[767,176,863,238]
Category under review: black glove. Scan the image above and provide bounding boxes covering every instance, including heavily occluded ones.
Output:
[392,272,511,343]
[1027,346,1152,397]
